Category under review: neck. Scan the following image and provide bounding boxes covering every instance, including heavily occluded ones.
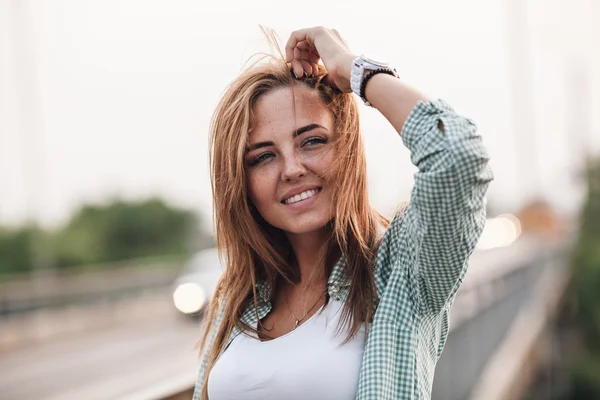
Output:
[285,228,330,285]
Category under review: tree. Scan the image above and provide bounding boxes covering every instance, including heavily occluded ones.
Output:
[53,198,201,268]
[0,197,206,278]
[0,226,37,275]
[573,158,600,346]
[568,157,600,398]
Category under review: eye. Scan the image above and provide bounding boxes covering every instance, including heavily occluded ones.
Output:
[302,137,327,147]
[249,152,273,166]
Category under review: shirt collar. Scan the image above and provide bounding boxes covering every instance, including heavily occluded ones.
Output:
[327,256,351,301]
[328,255,350,286]
[256,280,272,303]
[254,256,351,303]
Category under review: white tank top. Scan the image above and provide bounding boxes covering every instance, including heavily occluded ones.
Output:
[207,299,367,400]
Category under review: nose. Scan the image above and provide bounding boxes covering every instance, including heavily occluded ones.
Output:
[281,150,307,182]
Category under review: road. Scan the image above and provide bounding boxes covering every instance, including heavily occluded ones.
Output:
[0,312,202,400]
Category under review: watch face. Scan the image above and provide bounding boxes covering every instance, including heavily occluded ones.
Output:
[362,55,389,67]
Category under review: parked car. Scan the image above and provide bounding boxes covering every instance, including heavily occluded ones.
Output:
[172,248,224,317]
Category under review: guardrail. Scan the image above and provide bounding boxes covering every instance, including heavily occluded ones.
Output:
[0,255,184,316]
[468,246,571,399]
[431,237,571,400]
[0,287,176,352]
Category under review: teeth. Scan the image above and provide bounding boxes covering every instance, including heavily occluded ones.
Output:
[284,189,319,204]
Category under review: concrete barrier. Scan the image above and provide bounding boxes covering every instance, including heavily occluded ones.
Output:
[0,256,182,315]
[0,288,175,352]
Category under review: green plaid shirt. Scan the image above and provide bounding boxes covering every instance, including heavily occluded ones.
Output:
[193,99,493,400]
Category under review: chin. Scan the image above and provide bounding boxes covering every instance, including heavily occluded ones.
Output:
[280,214,333,235]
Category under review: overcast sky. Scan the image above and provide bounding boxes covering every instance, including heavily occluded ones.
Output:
[1,0,599,230]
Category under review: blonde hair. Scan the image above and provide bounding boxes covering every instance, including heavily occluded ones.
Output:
[196,30,389,399]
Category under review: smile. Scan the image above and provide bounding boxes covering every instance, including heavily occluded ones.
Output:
[283,188,322,204]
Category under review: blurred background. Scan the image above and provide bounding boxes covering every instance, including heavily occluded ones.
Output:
[0,0,599,399]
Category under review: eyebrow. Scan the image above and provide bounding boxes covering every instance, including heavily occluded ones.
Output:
[245,123,327,153]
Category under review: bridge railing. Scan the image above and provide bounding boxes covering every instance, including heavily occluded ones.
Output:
[432,236,571,400]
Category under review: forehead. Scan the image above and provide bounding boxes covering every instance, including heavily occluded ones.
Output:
[251,86,333,140]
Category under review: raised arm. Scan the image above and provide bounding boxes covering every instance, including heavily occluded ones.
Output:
[286,27,493,314]
[389,98,493,314]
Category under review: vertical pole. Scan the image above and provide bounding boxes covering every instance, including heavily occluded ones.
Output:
[504,0,541,206]
[8,0,53,284]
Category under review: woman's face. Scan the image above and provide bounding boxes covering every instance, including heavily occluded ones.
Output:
[245,85,336,236]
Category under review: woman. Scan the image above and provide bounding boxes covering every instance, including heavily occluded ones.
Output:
[192,27,493,400]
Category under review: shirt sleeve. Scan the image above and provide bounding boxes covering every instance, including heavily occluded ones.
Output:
[389,99,493,315]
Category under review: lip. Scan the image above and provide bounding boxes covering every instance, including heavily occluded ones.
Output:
[280,185,322,204]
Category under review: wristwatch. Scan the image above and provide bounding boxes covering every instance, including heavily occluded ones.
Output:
[350,55,398,106]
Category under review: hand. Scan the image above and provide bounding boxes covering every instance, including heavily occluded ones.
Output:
[285,27,357,93]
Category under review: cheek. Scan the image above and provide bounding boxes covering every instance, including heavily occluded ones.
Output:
[304,145,336,177]
[247,169,277,209]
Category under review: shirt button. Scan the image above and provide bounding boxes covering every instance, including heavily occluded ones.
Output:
[331,285,340,293]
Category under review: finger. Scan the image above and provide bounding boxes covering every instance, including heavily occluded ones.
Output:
[301,48,311,61]
[310,62,320,76]
[292,47,316,77]
[291,59,304,79]
[292,41,319,65]
[300,60,313,76]
[293,47,302,61]
[285,28,319,62]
